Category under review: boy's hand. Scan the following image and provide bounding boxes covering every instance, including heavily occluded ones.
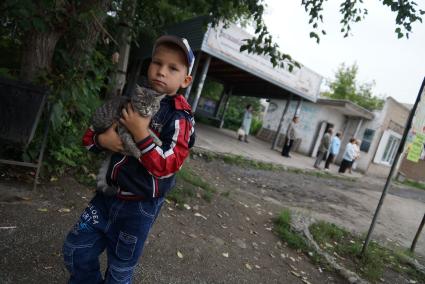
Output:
[97,123,124,152]
[120,103,151,142]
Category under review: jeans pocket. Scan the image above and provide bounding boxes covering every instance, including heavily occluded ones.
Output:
[138,200,156,219]
[116,231,137,261]
[63,242,75,274]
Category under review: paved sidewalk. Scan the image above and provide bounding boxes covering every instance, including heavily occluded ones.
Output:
[195,123,363,178]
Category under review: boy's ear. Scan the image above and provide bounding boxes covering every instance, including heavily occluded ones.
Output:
[181,75,193,89]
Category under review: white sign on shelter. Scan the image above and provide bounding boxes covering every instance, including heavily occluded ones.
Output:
[201,23,323,102]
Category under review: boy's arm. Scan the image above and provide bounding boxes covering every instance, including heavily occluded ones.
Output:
[137,116,194,178]
[119,104,194,178]
[82,123,124,153]
[82,126,105,153]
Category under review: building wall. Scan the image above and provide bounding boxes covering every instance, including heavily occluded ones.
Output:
[354,97,409,177]
[260,97,410,178]
[260,99,348,155]
[399,159,425,182]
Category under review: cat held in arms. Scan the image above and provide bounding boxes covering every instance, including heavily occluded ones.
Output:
[91,85,164,195]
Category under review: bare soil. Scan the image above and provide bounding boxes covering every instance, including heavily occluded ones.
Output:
[0,154,424,283]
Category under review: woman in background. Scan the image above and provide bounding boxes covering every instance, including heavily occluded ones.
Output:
[239,104,253,143]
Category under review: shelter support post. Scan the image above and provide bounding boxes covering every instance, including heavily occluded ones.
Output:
[191,54,211,113]
[295,98,302,117]
[272,94,293,150]
[214,87,227,118]
[219,87,232,129]
[185,51,202,100]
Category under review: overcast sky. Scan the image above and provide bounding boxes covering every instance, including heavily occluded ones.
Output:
[263,0,425,104]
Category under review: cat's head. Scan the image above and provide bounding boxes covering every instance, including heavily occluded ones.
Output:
[131,85,164,117]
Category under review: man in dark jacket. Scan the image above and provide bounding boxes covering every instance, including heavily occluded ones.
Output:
[314,128,333,169]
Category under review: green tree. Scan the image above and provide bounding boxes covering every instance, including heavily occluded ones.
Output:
[1,0,424,82]
[322,63,385,111]
[0,0,422,172]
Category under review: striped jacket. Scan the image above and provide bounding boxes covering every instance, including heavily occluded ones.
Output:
[83,94,195,199]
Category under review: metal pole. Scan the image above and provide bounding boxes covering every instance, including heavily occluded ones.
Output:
[272,95,293,150]
[295,98,302,117]
[214,87,227,118]
[219,88,232,129]
[191,54,211,113]
[184,51,202,100]
[410,213,425,253]
[361,78,425,256]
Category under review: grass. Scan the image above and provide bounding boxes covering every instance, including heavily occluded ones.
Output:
[72,155,102,187]
[274,212,425,283]
[274,209,309,252]
[221,154,279,171]
[168,166,216,206]
[401,178,425,191]
[193,149,357,182]
[192,148,357,182]
[309,221,425,283]
[274,210,327,267]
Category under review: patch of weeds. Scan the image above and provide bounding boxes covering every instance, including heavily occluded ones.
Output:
[273,210,329,269]
[287,168,303,174]
[73,154,102,187]
[309,221,425,283]
[274,210,308,251]
[167,183,196,206]
[191,150,217,162]
[221,154,278,170]
[177,167,215,193]
[401,179,425,191]
[220,191,231,198]
[174,166,216,204]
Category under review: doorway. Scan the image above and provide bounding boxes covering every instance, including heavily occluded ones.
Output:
[311,121,334,157]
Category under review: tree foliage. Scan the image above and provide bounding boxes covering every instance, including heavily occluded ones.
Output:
[322,63,385,111]
[0,0,422,174]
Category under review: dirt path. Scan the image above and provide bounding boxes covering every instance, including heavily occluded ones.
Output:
[0,168,343,283]
[1,154,424,283]
[189,155,425,258]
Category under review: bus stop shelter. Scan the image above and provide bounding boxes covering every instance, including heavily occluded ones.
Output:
[128,16,323,146]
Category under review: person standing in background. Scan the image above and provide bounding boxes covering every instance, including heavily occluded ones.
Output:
[349,139,361,173]
[281,116,300,158]
[314,128,333,169]
[239,104,253,143]
[324,132,341,170]
[338,138,357,173]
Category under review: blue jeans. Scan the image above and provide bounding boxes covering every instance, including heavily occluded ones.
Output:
[63,193,164,284]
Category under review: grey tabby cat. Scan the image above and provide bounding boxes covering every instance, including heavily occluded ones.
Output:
[91,85,164,195]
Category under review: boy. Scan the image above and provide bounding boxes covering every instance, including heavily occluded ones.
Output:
[63,35,195,283]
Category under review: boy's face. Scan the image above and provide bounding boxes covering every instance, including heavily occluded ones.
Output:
[148,44,192,95]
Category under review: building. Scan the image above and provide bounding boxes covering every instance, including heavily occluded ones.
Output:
[259,97,411,177]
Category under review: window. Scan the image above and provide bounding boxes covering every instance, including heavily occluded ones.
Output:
[381,135,400,164]
[360,128,375,152]
[373,129,402,166]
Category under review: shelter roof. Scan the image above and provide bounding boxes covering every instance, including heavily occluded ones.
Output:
[317,98,374,120]
[134,17,323,102]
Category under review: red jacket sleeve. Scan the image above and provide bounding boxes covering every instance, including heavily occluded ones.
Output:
[82,126,105,153]
[136,117,193,178]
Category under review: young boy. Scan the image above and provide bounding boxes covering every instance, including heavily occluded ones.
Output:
[63,35,195,283]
